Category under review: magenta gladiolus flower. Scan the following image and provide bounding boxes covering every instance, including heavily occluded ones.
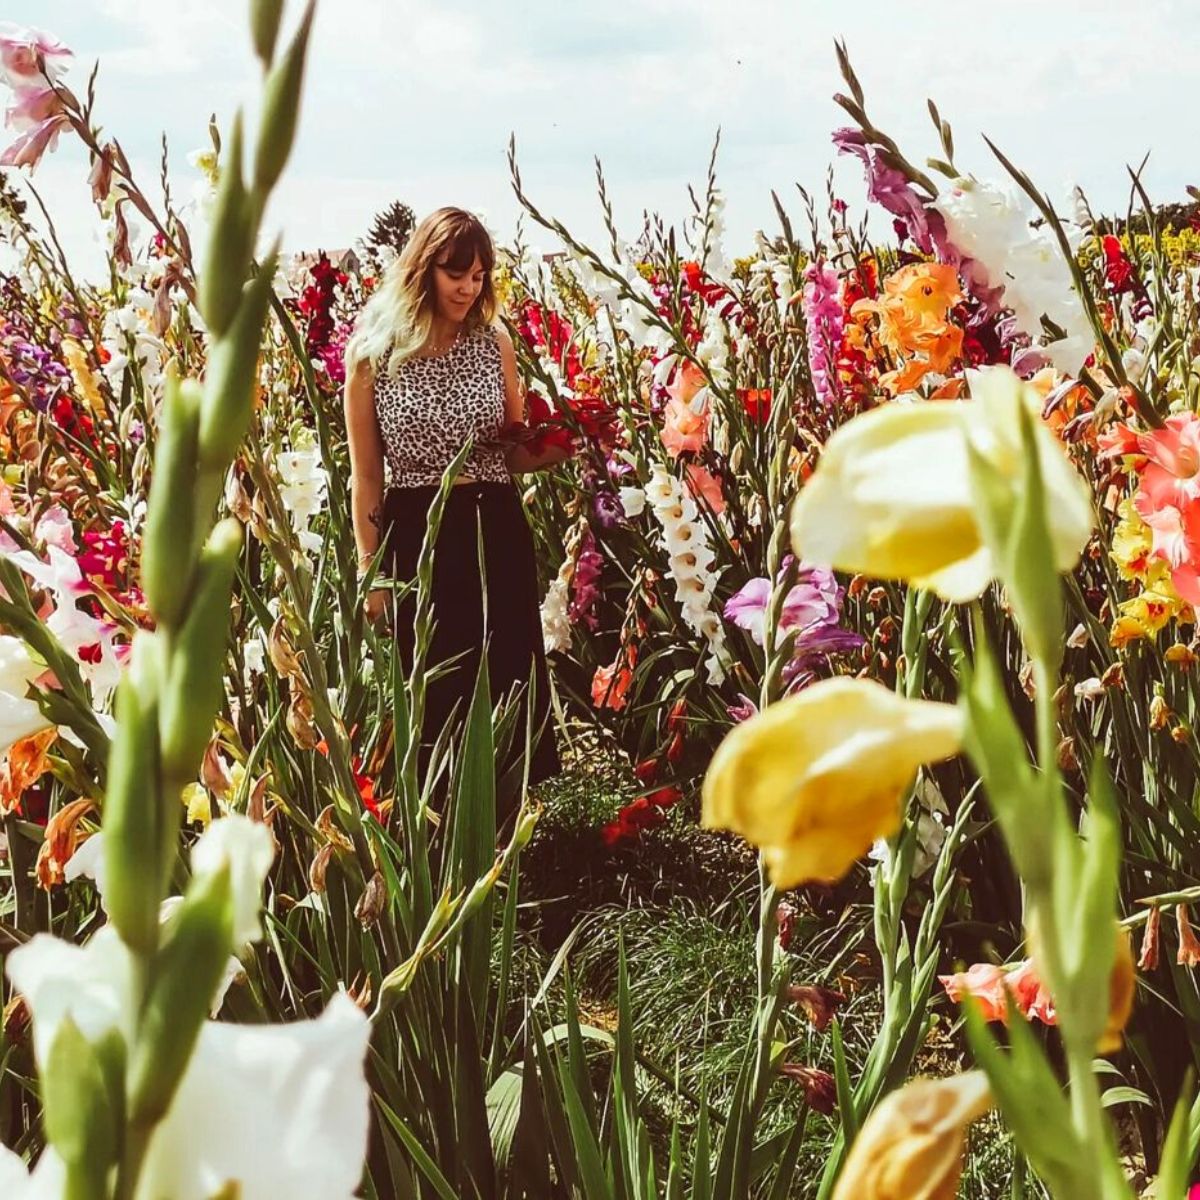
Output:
[832,127,946,257]
[802,261,843,409]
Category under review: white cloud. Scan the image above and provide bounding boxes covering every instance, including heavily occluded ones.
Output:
[3,0,1198,281]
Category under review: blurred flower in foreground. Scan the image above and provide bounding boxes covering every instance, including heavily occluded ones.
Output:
[701,677,962,887]
[791,365,1093,602]
[831,1071,992,1200]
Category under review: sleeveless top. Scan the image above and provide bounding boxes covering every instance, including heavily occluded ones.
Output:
[374,324,511,488]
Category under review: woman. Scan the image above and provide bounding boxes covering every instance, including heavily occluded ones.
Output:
[343,207,566,799]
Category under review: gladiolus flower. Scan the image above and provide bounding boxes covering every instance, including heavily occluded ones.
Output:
[0,25,73,89]
[684,462,726,515]
[661,395,709,458]
[0,727,55,816]
[1177,905,1200,967]
[0,635,51,759]
[791,366,1093,602]
[701,678,962,887]
[830,1072,992,1200]
[739,387,772,423]
[1138,906,1161,971]
[786,983,846,1032]
[34,797,95,890]
[0,113,67,171]
[779,1063,837,1114]
[1136,413,1200,511]
[591,645,637,712]
[938,962,1009,1022]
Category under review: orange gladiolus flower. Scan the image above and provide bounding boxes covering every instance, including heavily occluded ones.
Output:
[591,645,638,712]
[35,797,97,890]
[0,728,57,816]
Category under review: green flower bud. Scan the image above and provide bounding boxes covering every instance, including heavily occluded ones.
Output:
[196,248,278,470]
[42,1016,121,1194]
[253,0,315,197]
[128,865,234,1126]
[141,372,202,629]
[198,112,254,339]
[103,635,168,955]
[249,0,285,67]
[159,520,243,786]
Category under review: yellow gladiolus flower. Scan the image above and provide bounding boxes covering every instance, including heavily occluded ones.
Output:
[791,365,1094,602]
[831,1071,992,1200]
[700,678,963,887]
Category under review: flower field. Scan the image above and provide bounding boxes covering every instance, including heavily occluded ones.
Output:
[2,6,1200,1198]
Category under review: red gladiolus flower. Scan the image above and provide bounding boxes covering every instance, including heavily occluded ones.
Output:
[646,785,682,808]
[633,758,659,784]
[738,387,772,423]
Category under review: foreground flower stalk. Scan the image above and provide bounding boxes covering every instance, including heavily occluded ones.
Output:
[0,8,372,1199]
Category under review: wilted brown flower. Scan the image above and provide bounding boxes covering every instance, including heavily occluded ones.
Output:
[1176,905,1200,968]
[778,1063,837,1115]
[308,843,334,895]
[286,690,319,750]
[355,870,387,929]
[268,616,304,679]
[1138,907,1161,972]
[786,984,847,1032]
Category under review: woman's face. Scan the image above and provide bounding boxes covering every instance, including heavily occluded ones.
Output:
[431,251,486,322]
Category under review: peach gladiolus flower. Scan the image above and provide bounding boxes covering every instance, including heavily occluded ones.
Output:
[1137,413,1200,510]
[661,396,709,458]
[831,1072,992,1200]
[666,359,706,406]
[685,463,726,516]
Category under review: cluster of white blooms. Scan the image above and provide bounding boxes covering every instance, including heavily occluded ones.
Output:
[933,177,1093,375]
[645,465,727,683]
[749,233,795,318]
[100,284,167,395]
[274,432,329,557]
[697,188,733,288]
[569,244,671,357]
[695,303,732,391]
[539,518,587,654]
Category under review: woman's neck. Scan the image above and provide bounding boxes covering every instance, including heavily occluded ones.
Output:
[428,314,465,345]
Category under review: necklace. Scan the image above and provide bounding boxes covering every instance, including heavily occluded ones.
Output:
[426,326,462,356]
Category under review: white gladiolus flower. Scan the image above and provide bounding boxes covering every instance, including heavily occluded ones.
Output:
[0,1143,64,1198]
[0,634,51,757]
[539,574,571,654]
[933,177,1093,375]
[191,815,276,948]
[6,928,136,1066]
[618,487,646,518]
[134,994,371,1200]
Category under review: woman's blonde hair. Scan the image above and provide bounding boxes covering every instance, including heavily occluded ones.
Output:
[345,206,497,377]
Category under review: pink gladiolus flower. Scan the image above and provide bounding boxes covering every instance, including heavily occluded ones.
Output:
[5,85,62,131]
[802,261,843,409]
[0,24,72,89]
[684,463,725,516]
[661,395,709,458]
[938,963,1009,1022]
[0,113,67,171]
[939,958,1058,1028]
[1132,495,1200,605]
[1188,1186,1200,1200]
[1137,413,1200,510]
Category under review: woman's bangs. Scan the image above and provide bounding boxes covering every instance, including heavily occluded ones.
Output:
[437,223,494,272]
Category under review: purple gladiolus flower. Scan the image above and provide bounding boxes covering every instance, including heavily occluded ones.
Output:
[593,489,624,530]
[726,693,758,723]
[568,529,603,631]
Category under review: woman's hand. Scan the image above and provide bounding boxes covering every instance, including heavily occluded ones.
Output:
[363,587,390,627]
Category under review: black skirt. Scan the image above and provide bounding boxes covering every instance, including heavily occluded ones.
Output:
[381,480,561,789]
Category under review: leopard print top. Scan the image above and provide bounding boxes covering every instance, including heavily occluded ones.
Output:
[374,324,510,487]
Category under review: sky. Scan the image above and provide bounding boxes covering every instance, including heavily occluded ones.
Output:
[4,0,1199,277]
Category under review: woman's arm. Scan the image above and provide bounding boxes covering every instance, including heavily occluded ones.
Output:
[495,326,572,474]
[343,359,386,570]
